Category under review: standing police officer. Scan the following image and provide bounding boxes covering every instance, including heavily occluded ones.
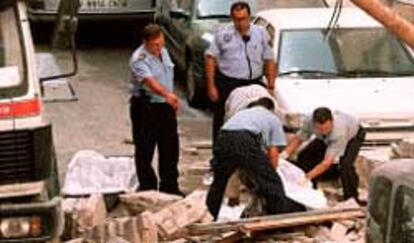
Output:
[205,1,276,144]
[129,24,182,196]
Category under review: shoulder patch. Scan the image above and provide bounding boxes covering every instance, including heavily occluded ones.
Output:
[138,53,146,61]
[223,33,232,43]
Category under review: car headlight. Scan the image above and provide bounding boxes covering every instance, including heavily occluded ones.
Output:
[284,113,305,131]
[0,216,42,238]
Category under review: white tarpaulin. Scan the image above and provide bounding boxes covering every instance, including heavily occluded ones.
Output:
[63,150,138,195]
[277,159,328,209]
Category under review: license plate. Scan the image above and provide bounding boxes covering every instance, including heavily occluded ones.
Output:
[80,0,128,9]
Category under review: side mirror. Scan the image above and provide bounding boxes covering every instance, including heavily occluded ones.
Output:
[39,0,80,102]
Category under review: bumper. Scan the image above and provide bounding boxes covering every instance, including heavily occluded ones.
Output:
[28,9,155,21]
[364,130,414,147]
[0,197,63,242]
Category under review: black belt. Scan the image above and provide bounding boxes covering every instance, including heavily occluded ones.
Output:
[216,71,264,86]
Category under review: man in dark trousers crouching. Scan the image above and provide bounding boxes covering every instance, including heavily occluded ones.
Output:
[206,98,305,220]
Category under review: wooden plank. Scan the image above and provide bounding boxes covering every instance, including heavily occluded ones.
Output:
[241,209,364,234]
[216,232,244,243]
[188,207,365,236]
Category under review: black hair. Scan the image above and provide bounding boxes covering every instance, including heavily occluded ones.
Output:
[312,107,333,124]
[230,1,251,16]
[247,97,275,111]
[142,23,163,41]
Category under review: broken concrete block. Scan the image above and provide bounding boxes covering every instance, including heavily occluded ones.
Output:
[345,230,363,242]
[187,162,210,175]
[356,149,389,188]
[107,236,130,243]
[191,140,212,149]
[335,219,355,229]
[76,194,107,231]
[313,226,331,242]
[182,147,199,155]
[84,217,141,243]
[154,190,212,239]
[333,198,360,210]
[120,190,182,215]
[108,202,131,218]
[330,222,348,241]
[113,217,141,243]
[137,211,158,243]
[62,195,107,239]
[199,211,214,224]
[64,239,87,243]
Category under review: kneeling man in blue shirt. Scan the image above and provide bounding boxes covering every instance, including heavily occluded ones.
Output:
[206,98,305,220]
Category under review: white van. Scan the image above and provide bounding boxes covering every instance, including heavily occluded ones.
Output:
[0,0,76,241]
[254,8,414,146]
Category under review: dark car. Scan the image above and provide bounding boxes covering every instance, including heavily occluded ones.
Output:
[155,0,325,107]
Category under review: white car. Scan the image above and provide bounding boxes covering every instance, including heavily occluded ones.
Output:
[253,8,414,146]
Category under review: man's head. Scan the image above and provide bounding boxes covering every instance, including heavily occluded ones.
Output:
[312,107,334,136]
[230,1,251,33]
[247,97,275,111]
[143,24,164,57]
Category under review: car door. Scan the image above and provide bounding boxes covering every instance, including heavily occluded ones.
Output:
[160,0,194,69]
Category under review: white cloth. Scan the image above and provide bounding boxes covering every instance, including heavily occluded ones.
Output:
[225,84,283,121]
[63,150,138,195]
[277,159,328,209]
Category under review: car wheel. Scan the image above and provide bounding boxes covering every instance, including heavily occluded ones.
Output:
[186,61,206,108]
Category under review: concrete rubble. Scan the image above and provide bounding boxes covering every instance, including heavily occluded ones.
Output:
[119,190,183,215]
[64,190,213,243]
[63,139,414,242]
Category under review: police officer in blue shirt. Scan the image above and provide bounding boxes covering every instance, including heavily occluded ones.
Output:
[205,1,276,145]
[129,24,182,196]
[206,98,305,220]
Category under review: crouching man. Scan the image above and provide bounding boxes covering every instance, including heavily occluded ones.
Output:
[281,107,366,201]
[206,98,305,220]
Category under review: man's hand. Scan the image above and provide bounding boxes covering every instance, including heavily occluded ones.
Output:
[207,85,219,103]
[279,150,289,160]
[165,92,179,112]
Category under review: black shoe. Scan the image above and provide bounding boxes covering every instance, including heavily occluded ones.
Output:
[228,197,240,207]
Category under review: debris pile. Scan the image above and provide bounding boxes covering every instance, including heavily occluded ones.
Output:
[63,190,212,242]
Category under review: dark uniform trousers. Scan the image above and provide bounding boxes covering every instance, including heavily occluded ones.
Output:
[212,71,265,145]
[295,126,366,200]
[206,130,305,220]
[130,96,180,194]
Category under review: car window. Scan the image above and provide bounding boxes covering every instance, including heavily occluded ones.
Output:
[366,176,392,243]
[390,185,414,243]
[0,4,26,98]
[278,28,414,78]
[331,28,414,76]
[279,29,338,77]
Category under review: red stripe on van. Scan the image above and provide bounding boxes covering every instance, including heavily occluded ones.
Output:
[0,98,40,119]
